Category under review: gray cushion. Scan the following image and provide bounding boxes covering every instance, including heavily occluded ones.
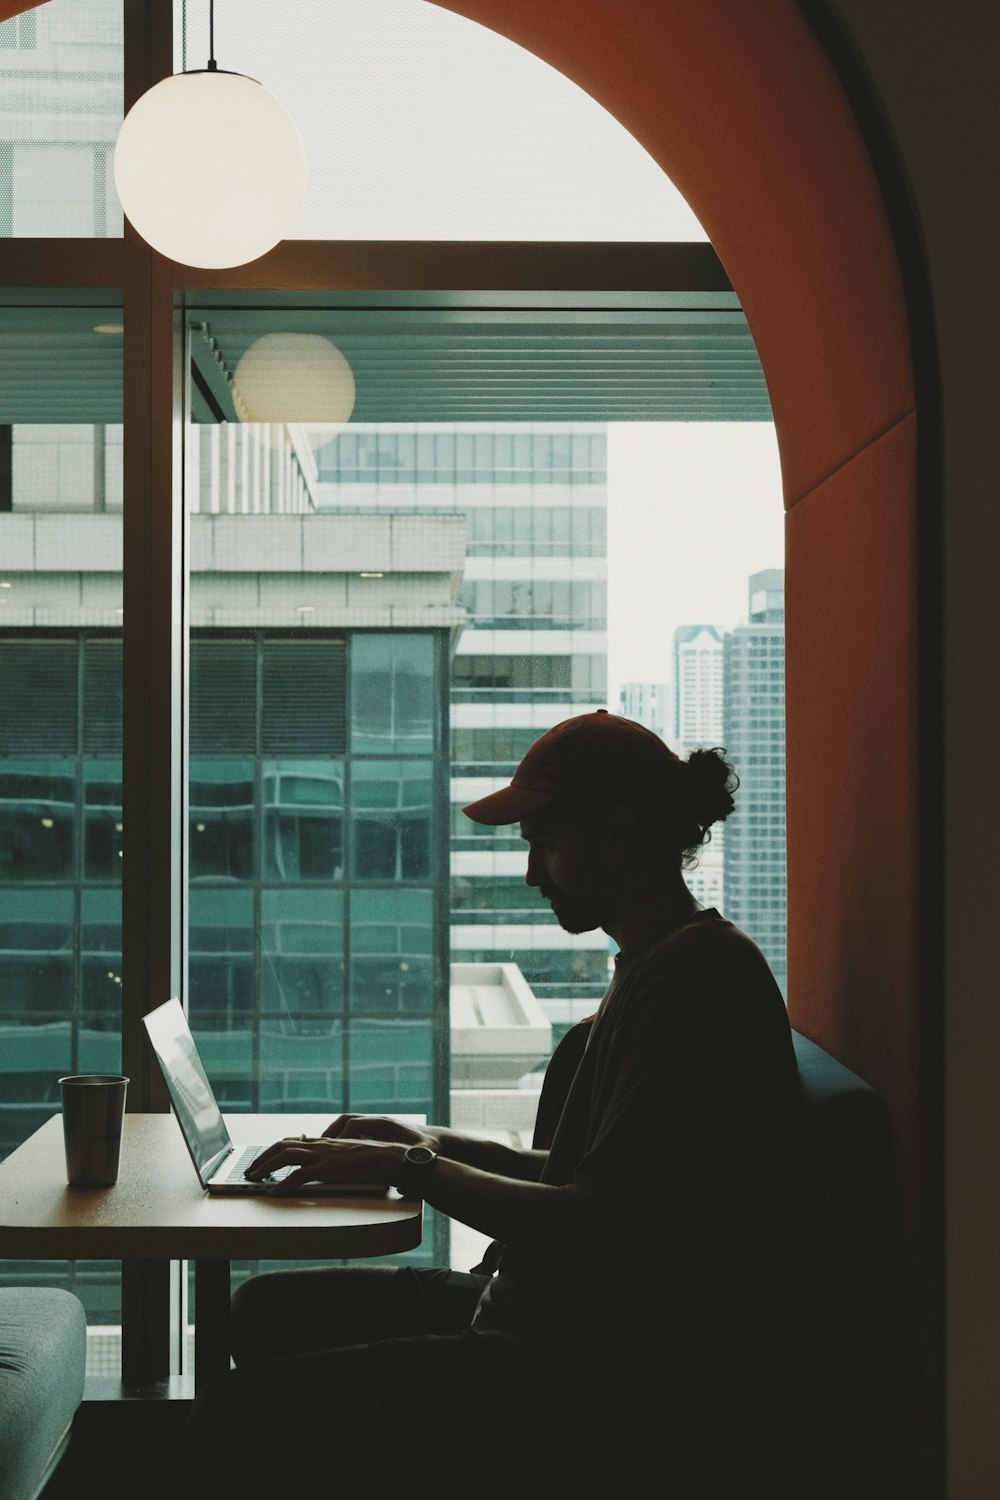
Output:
[0,1288,86,1500]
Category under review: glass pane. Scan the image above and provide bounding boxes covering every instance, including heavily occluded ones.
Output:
[84,761,123,881]
[180,0,705,242]
[81,887,122,1036]
[263,759,343,881]
[350,761,433,882]
[0,888,74,1023]
[261,888,344,1013]
[0,298,123,1367]
[259,1017,343,1110]
[189,760,255,881]
[190,642,255,754]
[0,0,123,238]
[351,635,434,754]
[349,889,434,1015]
[0,761,75,878]
[189,886,254,1027]
[349,1019,433,1114]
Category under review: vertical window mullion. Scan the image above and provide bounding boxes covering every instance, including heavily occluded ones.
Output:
[119,251,184,1387]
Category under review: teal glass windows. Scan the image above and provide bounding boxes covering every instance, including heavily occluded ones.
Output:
[263,761,343,882]
[350,635,434,754]
[186,631,445,1117]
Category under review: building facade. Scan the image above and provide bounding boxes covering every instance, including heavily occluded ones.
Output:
[673,624,724,756]
[0,408,462,1323]
[314,423,611,1039]
[722,570,786,994]
[618,680,670,740]
[671,624,726,910]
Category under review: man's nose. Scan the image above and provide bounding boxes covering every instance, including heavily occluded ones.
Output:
[525,849,541,887]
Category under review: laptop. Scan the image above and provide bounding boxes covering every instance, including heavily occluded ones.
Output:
[142,998,386,1196]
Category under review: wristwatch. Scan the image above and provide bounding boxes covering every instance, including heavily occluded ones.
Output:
[396,1144,438,1196]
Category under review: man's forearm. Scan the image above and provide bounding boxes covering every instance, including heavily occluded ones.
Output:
[432,1130,547,1181]
[413,1154,591,1255]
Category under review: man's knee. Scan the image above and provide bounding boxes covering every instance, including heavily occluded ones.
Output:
[231,1265,401,1365]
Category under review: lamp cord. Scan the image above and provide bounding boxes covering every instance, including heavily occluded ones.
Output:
[207,0,217,71]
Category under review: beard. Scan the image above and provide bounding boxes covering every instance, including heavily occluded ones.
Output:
[544,889,603,935]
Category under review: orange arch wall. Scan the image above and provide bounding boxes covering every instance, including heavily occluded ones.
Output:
[436,0,929,1339]
[0,2,46,19]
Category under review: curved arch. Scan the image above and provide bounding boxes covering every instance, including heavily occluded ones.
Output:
[433,0,927,1304]
[433,0,913,497]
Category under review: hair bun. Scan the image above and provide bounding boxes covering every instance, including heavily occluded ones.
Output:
[684,748,738,831]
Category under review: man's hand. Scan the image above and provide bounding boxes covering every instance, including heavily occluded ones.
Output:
[322,1114,441,1153]
[244,1136,407,1195]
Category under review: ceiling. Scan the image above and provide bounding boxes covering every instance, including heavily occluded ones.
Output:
[0,303,124,424]
[0,290,772,426]
[191,290,771,425]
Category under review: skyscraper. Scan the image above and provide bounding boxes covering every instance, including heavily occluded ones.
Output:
[672,624,725,910]
[673,625,724,756]
[722,569,786,993]
[314,422,611,1030]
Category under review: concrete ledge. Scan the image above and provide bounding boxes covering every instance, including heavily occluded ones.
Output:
[451,962,552,1086]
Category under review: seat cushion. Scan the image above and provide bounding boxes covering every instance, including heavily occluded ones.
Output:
[0,1288,87,1500]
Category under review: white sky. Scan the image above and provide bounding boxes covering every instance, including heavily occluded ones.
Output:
[180,1,784,699]
[607,424,784,700]
[180,0,705,240]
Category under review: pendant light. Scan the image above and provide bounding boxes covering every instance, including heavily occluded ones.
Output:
[231,333,357,447]
[113,0,307,268]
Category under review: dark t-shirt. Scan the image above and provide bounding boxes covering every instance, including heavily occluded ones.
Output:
[470,909,797,1427]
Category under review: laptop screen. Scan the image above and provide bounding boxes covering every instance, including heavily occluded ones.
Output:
[143,998,232,1179]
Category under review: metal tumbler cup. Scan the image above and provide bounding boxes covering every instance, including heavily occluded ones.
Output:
[59,1074,129,1187]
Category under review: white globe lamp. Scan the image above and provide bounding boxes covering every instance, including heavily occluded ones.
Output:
[232,334,357,445]
[113,10,307,269]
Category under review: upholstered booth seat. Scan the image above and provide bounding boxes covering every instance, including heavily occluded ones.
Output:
[522,1018,897,1496]
[755,1031,896,1499]
[469,1019,897,1498]
[0,1288,87,1500]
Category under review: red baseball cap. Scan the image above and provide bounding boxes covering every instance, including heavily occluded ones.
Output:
[462,710,681,825]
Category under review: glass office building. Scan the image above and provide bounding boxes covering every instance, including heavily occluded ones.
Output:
[0,628,452,1116]
[315,422,611,1040]
[0,407,460,1323]
[672,624,726,912]
[723,570,787,995]
[186,628,450,1122]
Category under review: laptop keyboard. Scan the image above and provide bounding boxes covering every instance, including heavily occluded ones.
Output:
[214,1145,267,1183]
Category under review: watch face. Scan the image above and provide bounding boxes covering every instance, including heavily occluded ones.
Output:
[406,1146,435,1166]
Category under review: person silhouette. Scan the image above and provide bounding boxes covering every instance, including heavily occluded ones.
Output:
[188,711,797,1499]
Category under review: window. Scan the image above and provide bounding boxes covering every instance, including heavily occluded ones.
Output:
[0,0,122,237]
[0,304,123,1365]
[185,631,442,1114]
[0,0,787,1385]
